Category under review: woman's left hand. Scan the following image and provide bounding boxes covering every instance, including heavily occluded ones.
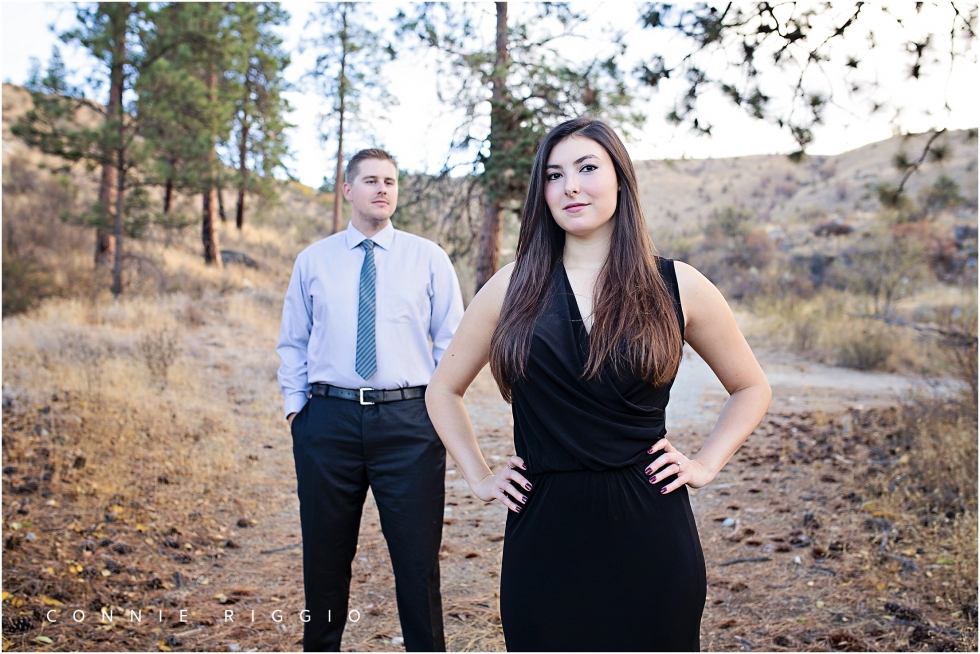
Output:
[645,438,715,494]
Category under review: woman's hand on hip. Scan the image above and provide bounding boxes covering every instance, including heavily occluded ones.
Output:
[471,455,531,513]
[645,438,715,493]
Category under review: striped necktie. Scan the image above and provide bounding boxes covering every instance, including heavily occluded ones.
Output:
[355,239,377,380]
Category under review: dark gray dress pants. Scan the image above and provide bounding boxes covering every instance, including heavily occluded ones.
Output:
[291,395,446,651]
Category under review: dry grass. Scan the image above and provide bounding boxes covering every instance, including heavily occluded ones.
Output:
[688,404,977,652]
[748,288,966,376]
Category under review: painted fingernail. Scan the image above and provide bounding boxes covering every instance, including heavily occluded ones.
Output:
[660,487,667,494]
[520,464,527,470]
[649,476,657,483]
[514,505,522,513]
[525,483,532,491]
[522,495,528,503]
[644,467,653,475]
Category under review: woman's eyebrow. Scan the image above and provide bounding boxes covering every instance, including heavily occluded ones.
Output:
[546,154,599,170]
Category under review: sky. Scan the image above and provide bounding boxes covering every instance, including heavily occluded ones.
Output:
[3,2,978,189]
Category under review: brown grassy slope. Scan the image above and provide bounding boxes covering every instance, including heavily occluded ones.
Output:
[635,130,978,242]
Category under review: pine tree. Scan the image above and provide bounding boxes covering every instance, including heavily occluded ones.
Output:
[225,2,293,231]
[305,2,396,234]
[398,3,642,290]
[150,2,240,266]
[13,2,153,295]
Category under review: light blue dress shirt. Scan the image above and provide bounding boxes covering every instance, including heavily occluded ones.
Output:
[277,221,464,418]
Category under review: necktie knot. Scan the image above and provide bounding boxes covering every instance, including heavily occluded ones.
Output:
[361,239,375,252]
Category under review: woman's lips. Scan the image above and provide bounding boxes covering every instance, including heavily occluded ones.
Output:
[563,203,588,213]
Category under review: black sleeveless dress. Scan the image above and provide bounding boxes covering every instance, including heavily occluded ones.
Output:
[498,257,706,652]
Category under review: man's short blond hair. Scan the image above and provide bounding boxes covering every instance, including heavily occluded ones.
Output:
[345,148,398,183]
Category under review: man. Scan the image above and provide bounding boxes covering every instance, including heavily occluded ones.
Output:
[277,148,463,651]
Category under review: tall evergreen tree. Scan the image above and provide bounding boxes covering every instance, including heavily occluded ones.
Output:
[225,2,293,231]
[150,2,240,266]
[398,3,642,290]
[13,2,154,295]
[305,2,396,234]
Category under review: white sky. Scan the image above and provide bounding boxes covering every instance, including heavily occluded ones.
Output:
[3,2,978,188]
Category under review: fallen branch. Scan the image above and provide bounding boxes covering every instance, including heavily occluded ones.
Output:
[881,552,921,572]
[720,556,771,566]
[260,543,302,554]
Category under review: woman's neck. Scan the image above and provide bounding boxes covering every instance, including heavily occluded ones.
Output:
[563,220,614,271]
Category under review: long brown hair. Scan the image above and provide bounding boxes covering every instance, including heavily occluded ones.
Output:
[489,117,683,403]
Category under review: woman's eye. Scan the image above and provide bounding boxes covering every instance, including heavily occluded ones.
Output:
[581,164,597,173]
[546,172,561,181]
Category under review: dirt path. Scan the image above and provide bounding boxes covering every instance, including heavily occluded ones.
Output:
[4,330,972,652]
[215,345,954,651]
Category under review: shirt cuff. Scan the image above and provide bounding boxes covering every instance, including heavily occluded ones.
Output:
[284,393,309,419]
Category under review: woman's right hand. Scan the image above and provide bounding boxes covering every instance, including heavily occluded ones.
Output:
[471,455,531,513]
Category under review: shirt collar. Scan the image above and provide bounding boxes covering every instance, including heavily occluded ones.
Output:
[345,220,395,251]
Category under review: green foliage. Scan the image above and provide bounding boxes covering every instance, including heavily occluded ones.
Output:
[2,250,56,317]
[305,2,396,158]
[397,3,644,207]
[705,205,753,238]
[919,174,964,215]
[224,3,293,210]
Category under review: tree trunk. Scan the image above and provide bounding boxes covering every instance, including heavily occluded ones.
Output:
[236,186,246,230]
[202,188,221,266]
[96,163,116,267]
[332,19,348,235]
[475,195,504,292]
[109,6,127,295]
[111,135,125,297]
[332,116,343,234]
[96,10,127,270]
[202,67,222,267]
[217,186,226,222]
[474,2,509,292]
[237,109,248,230]
[163,174,174,214]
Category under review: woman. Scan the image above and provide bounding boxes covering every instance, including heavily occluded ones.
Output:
[425,117,771,651]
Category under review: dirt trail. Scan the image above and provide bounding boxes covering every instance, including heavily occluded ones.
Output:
[4,331,972,652]
[223,344,953,651]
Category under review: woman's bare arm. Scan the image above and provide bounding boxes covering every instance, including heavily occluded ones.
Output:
[648,260,772,492]
[425,263,532,512]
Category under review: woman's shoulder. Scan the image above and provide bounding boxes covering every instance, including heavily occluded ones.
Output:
[667,259,704,287]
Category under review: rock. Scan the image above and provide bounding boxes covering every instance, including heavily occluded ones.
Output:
[220,250,259,269]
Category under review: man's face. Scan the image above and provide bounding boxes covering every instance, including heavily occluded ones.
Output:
[342,158,399,225]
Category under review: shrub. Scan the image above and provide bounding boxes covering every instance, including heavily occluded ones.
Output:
[2,250,55,316]
[139,327,181,390]
[835,325,892,370]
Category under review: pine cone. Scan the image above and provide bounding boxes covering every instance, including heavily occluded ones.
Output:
[5,616,36,633]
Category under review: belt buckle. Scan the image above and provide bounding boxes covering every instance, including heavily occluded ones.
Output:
[358,387,375,406]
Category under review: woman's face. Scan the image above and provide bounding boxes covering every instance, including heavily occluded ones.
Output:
[544,135,619,239]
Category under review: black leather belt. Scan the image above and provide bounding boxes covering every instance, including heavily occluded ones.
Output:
[310,383,426,406]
